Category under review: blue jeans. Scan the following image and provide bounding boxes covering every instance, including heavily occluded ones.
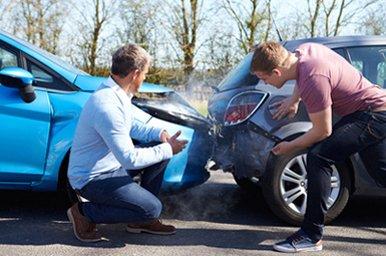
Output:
[78,160,169,224]
[302,109,386,241]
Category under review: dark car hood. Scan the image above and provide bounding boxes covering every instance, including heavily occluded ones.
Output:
[132,91,212,131]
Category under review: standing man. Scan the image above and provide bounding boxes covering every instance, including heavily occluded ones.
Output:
[250,41,386,253]
[67,44,188,242]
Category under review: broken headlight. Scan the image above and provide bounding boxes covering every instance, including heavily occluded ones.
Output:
[223,91,268,126]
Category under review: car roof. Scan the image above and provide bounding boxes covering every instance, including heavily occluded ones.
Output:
[282,35,386,51]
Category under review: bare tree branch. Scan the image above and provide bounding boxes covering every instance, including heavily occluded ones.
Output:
[161,0,205,77]
[222,0,271,54]
[74,0,117,75]
[13,0,65,54]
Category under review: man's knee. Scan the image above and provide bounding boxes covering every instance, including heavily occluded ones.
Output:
[308,144,335,165]
[157,159,170,172]
[307,148,336,182]
[146,160,169,174]
[143,197,162,219]
[306,149,332,174]
[307,149,322,166]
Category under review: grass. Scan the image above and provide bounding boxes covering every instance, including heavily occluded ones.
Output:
[189,100,208,116]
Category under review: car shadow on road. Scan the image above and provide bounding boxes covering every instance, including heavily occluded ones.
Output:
[331,196,386,228]
[161,182,283,227]
[0,189,274,250]
[0,180,385,249]
[97,225,276,251]
[161,179,386,229]
[0,191,125,248]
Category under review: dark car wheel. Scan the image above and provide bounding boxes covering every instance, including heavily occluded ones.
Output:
[233,174,260,193]
[262,150,351,225]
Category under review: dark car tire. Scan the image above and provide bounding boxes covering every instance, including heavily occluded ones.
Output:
[262,150,351,226]
[232,174,260,193]
[57,153,79,207]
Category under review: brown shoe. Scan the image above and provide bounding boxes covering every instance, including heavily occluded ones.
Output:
[67,203,103,242]
[88,222,98,232]
[126,219,176,235]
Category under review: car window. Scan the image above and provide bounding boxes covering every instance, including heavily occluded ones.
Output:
[30,63,54,83]
[1,30,87,75]
[333,48,346,59]
[0,46,18,69]
[27,60,73,91]
[347,46,386,88]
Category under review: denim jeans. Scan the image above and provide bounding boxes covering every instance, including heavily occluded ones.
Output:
[78,160,169,224]
[301,109,386,242]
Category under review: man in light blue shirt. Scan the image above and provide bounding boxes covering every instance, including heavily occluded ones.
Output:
[67,44,187,242]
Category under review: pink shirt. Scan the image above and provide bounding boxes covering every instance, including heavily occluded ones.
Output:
[296,43,386,116]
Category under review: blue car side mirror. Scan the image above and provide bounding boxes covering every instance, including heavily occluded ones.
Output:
[0,67,36,103]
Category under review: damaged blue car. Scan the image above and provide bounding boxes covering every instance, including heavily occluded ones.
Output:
[0,30,211,195]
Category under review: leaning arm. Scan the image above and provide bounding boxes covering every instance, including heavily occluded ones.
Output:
[288,106,332,151]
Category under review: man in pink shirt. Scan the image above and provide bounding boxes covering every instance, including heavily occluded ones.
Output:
[251,41,386,253]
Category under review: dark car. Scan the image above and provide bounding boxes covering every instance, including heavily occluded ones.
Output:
[208,36,386,225]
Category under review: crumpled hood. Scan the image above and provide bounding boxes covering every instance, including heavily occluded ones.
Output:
[73,74,173,93]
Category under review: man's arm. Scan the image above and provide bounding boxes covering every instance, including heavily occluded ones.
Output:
[94,103,173,170]
[131,118,165,142]
[291,85,301,103]
[272,106,332,155]
[129,105,165,142]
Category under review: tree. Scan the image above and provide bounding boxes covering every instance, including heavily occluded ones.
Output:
[222,0,272,54]
[162,0,206,77]
[0,0,15,25]
[12,0,65,54]
[307,0,322,37]
[73,0,116,75]
[281,0,380,39]
[358,3,386,35]
[322,0,380,36]
[118,0,160,65]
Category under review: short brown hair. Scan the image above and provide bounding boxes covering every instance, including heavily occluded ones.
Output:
[250,41,289,73]
[111,44,151,78]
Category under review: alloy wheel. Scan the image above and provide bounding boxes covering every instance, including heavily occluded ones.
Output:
[279,153,341,215]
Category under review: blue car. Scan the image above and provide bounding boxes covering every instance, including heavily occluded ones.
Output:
[0,30,211,194]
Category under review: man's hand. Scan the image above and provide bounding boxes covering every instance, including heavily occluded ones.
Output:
[272,141,297,155]
[271,96,299,120]
[160,130,171,143]
[272,107,333,156]
[167,131,188,155]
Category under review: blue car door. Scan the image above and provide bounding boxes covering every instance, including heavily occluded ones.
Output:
[0,44,51,186]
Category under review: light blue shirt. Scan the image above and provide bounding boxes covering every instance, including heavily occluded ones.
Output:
[68,77,173,189]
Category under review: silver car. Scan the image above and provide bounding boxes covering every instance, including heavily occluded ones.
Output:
[208,36,386,225]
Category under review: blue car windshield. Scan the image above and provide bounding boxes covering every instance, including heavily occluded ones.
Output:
[217,53,260,91]
[3,31,87,75]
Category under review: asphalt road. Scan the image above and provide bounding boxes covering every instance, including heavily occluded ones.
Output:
[0,171,385,256]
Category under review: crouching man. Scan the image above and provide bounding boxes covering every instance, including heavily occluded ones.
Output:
[67,44,187,242]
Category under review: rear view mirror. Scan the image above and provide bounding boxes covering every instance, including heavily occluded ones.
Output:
[0,67,36,103]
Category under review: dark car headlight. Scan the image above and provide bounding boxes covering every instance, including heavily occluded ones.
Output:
[223,91,268,126]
